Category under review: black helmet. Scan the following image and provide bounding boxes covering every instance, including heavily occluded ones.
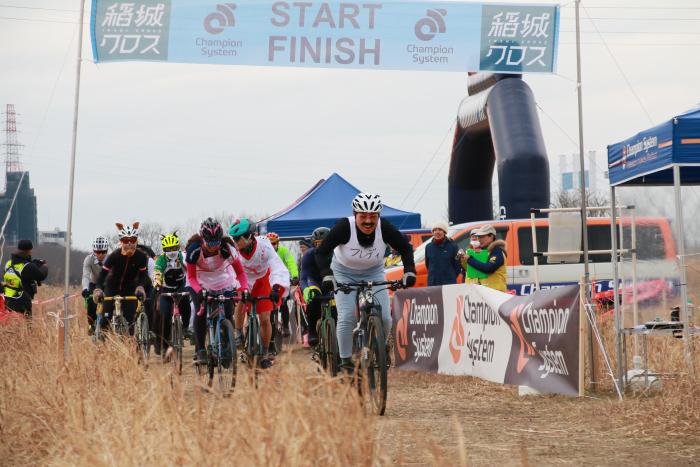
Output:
[311,227,330,244]
[199,217,223,245]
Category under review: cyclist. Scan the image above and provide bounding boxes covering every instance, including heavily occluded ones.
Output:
[93,223,150,333]
[267,231,299,338]
[229,219,290,369]
[154,232,191,359]
[315,193,416,372]
[186,218,249,364]
[299,226,330,347]
[81,235,110,333]
[3,239,48,317]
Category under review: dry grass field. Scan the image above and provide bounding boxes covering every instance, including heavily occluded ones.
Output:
[1,286,699,465]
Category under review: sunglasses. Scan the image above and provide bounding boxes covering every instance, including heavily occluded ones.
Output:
[233,233,252,242]
[163,246,179,252]
[94,250,108,255]
[204,240,221,248]
[120,237,137,244]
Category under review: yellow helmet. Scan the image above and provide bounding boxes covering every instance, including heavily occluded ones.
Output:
[161,233,180,249]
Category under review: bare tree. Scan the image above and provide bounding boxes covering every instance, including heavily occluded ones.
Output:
[551,189,610,213]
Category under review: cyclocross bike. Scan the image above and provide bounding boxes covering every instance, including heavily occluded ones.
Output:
[195,290,238,393]
[336,280,404,416]
[241,295,276,386]
[315,293,339,377]
[95,295,149,367]
[159,291,190,376]
[269,299,285,356]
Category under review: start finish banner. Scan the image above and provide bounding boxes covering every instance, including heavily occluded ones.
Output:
[392,283,581,396]
[90,0,560,73]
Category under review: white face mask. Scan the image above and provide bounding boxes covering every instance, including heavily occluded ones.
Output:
[470,240,480,248]
[165,251,179,261]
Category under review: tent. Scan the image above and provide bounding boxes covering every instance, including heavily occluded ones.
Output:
[258,173,422,238]
[607,105,700,383]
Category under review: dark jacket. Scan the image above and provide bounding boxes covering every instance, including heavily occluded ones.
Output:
[4,251,48,313]
[425,238,461,286]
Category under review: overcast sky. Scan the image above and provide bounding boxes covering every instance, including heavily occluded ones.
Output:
[1,0,699,250]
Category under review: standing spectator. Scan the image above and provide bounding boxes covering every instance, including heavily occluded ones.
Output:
[425,222,461,286]
[464,224,507,292]
[3,239,48,317]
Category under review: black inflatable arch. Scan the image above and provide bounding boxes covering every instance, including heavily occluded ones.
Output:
[448,73,550,224]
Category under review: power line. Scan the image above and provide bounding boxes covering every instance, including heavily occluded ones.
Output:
[581,5,655,125]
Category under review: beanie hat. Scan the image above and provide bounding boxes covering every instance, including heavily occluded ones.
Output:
[432,222,449,234]
[17,239,33,251]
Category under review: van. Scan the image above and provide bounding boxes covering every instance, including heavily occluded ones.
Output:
[385,217,678,295]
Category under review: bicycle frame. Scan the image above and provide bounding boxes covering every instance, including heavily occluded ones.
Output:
[203,291,238,362]
[98,295,141,335]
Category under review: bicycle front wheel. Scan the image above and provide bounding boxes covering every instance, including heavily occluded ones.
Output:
[364,315,388,416]
[217,319,237,394]
[325,317,339,378]
[114,315,129,337]
[136,312,150,367]
[272,309,284,355]
[171,317,183,375]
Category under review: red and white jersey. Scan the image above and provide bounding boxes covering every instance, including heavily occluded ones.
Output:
[239,236,290,288]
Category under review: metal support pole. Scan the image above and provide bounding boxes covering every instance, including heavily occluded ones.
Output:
[575,0,593,381]
[673,165,693,371]
[611,186,624,391]
[63,0,86,361]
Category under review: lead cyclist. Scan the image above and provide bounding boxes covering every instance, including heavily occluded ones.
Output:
[315,193,416,372]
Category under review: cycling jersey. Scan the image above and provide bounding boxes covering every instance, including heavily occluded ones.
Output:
[154,251,186,290]
[238,236,289,288]
[82,253,104,290]
[276,244,298,279]
[300,247,323,290]
[96,249,150,293]
[186,240,248,293]
[315,217,416,276]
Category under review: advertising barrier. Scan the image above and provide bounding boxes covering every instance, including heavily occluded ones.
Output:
[90,0,560,73]
[392,283,581,396]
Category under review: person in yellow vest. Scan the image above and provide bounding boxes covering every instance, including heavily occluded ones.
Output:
[3,240,48,316]
[462,225,507,292]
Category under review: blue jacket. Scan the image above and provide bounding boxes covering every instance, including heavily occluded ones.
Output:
[425,238,462,286]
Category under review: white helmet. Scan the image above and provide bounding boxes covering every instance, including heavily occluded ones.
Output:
[352,193,383,213]
[92,236,109,251]
[116,222,140,239]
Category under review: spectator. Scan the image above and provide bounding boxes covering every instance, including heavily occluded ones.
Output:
[425,222,461,286]
[464,224,507,292]
[461,228,489,284]
[3,239,48,316]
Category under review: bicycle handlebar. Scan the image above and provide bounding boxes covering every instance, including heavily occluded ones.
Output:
[102,295,140,302]
[335,280,404,294]
[159,291,191,298]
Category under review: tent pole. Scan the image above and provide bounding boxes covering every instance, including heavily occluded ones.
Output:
[673,165,693,373]
[63,0,86,362]
[575,0,593,382]
[610,185,624,392]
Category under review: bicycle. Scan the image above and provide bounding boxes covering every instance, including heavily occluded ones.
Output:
[195,290,238,393]
[288,285,309,345]
[336,280,404,416]
[95,295,149,366]
[269,298,285,356]
[241,295,276,384]
[315,293,339,377]
[159,291,190,376]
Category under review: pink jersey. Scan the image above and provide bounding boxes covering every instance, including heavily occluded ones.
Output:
[186,242,249,293]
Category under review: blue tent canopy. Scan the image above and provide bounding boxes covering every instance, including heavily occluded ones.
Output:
[608,106,700,186]
[259,173,422,238]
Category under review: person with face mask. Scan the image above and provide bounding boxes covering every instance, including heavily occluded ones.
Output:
[314,193,416,373]
[93,222,150,333]
[462,224,508,292]
[229,218,290,369]
[460,228,490,284]
[82,236,110,333]
[153,232,191,359]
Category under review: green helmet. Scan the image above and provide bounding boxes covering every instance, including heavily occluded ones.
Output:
[228,218,256,238]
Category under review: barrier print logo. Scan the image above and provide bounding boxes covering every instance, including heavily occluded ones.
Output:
[204,3,237,34]
[414,9,447,41]
[395,299,411,361]
[508,303,535,373]
[450,295,465,363]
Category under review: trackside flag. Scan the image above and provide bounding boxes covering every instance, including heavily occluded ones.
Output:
[90,0,560,73]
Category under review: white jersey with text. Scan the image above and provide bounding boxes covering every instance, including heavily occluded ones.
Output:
[334,216,385,270]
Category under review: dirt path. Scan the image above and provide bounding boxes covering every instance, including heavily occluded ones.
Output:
[163,343,698,466]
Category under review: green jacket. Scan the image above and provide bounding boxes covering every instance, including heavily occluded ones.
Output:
[276,245,298,279]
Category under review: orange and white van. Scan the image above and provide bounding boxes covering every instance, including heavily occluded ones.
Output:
[386,217,678,295]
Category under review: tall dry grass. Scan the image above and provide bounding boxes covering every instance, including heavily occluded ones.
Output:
[0,317,383,466]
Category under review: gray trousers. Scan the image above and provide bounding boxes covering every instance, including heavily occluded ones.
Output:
[331,259,391,359]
